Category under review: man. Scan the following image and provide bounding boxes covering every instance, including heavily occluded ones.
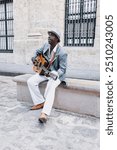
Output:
[27,29,67,123]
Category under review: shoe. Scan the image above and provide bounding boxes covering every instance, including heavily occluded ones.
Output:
[39,113,47,123]
[30,102,44,110]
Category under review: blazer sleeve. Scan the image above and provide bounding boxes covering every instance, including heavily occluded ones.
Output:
[57,52,67,77]
[33,43,47,58]
[33,47,43,58]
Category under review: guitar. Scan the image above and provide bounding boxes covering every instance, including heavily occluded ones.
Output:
[32,54,58,80]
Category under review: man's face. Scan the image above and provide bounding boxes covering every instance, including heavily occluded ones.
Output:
[48,32,58,45]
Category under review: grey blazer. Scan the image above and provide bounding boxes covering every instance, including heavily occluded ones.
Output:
[34,43,67,81]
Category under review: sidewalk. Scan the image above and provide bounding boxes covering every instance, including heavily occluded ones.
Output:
[0,75,100,150]
[0,63,100,150]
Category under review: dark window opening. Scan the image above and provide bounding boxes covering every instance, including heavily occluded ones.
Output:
[0,0,14,53]
[64,0,97,47]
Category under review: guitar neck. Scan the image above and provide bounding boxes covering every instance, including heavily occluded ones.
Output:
[40,65,49,73]
[40,66,57,80]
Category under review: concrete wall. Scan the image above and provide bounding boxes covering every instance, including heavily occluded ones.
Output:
[0,0,100,80]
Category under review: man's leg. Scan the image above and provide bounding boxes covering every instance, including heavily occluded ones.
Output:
[27,73,47,105]
[42,77,61,115]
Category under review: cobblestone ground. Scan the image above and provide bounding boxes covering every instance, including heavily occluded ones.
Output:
[0,76,100,150]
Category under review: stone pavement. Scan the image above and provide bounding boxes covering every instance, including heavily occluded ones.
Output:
[0,75,100,150]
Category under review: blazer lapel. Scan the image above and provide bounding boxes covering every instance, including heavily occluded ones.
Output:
[42,43,60,63]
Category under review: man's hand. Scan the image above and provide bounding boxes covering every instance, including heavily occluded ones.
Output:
[49,70,59,80]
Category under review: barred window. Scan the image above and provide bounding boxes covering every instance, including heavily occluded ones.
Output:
[0,0,14,53]
[64,0,97,46]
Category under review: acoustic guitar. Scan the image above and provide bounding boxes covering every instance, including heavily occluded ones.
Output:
[33,54,58,80]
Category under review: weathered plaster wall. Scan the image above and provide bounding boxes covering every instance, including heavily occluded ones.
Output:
[0,0,100,80]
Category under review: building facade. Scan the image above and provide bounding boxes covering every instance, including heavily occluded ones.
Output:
[0,0,100,80]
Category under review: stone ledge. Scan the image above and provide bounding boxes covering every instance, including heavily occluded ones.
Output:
[13,74,100,117]
[13,74,100,94]
[13,74,32,82]
[66,78,99,93]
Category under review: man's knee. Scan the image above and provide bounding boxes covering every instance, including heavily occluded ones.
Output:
[27,77,32,86]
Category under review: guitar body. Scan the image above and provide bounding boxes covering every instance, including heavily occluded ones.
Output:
[33,54,49,75]
[32,54,58,80]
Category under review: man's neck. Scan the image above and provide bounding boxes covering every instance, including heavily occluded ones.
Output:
[50,43,58,51]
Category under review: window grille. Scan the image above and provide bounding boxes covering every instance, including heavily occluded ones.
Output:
[0,0,13,53]
[64,0,97,46]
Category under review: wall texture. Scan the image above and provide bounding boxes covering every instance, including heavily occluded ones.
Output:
[0,0,100,80]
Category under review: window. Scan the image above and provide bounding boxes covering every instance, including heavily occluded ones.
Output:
[0,0,14,53]
[64,0,97,46]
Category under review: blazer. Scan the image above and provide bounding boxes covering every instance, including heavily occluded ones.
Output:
[34,43,67,81]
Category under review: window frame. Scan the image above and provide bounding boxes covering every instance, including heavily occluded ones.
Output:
[64,0,97,47]
[0,0,14,53]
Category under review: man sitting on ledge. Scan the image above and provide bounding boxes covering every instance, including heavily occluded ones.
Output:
[27,29,67,123]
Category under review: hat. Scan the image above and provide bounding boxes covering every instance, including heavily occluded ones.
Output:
[48,29,61,42]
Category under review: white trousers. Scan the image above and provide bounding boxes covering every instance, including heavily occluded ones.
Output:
[27,73,61,115]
